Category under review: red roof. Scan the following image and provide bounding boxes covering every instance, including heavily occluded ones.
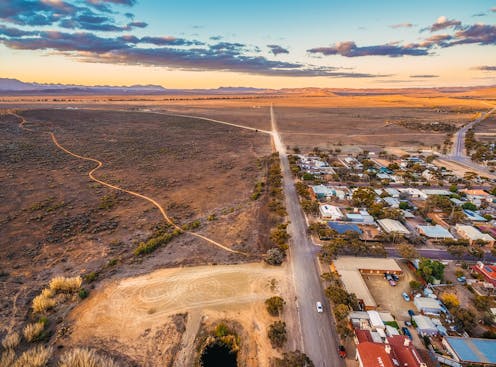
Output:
[387,335,425,367]
[355,328,373,343]
[473,263,496,281]
[357,342,395,367]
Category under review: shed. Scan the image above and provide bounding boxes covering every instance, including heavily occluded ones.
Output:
[412,315,438,336]
[414,297,443,315]
[367,310,385,329]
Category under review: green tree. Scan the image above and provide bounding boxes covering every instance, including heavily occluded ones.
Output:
[265,296,285,316]
[352,187,376,207]
[268,321,287,348]
[334,304,350,321]
[409,280,422,291]
[274,350,314,367]
[462,202,477,211]
[265,248,285,266]
[398,244,419,259]
[453,308,477,332]
[417,258,445,283]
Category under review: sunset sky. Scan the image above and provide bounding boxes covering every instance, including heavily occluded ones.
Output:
[1,0,495,89]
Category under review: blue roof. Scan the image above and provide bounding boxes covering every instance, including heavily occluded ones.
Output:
[464,210,487,222]
[445,337,496,364]
[328,222,362,235]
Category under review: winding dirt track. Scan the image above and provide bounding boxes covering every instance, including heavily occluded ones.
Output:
[14,112,247,255]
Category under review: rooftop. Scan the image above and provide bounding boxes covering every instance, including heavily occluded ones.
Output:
[456,224,494,242]
[417,225,454,239]
[377,219,410,235]
[328,222,362,235]
[445,336,496,364]
[357,342,394,367]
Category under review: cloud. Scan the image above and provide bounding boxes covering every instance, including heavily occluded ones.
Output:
[425,16,462,32]
[472,12,487,17]
[267,44,289,55]
[474,65,496,71]
[409,74,439,78]
[307,41,429,57]
[86,0,136,6]
[390,23,414,29]
[492,7,496,12]
[0,0,146,32]
[449,24,496,46]
[0,26,386,78]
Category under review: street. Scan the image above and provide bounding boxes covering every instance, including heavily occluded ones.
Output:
[271,106,343,367]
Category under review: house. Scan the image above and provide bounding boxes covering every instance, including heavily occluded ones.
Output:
[385,188,400,198]
[377,219,410,235]
[472,262,496,287]
[412,315,438,336]
[462,189,493,205]
[422,169,435,181]
[399,188,427,200]
[328,222,363,235]
[356,335,426,367]
[417,225,454,240]
[422,189,451,196]
[346,210,375,225]
[383,197,400,208]
[319,204,343,220]
[357,342,395,367]
[443,336,496,366]
[455,225,494,246]
[387,335,426,367]
[332,257,402,310]
[414,297,443,315]
[464,210,487,222]
[310,184,335,199]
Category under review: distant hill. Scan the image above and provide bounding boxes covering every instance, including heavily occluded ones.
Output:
[0,78,273,95]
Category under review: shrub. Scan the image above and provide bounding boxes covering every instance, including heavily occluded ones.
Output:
[23,322,45,342]
[441,293,460,309]
[0,349,15,367]
[274,350,314,367]
[49,276,82,293]
[58,348,119,367]
[13,345,52,367]
[265,248,285,266]
[268,321,287,348]
[265,296,285,316]
[32,294,56,313]
[78,288,89,299]
[2,332,20,350]
[214,323,229,338]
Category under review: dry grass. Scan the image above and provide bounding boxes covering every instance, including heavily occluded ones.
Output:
[2,332,20,350]
[58,348,119,367]
[23,322,45,342]
[32,293,57,314]
[0,349,16,367]
[49,276,82,293]
[13,345,52,367]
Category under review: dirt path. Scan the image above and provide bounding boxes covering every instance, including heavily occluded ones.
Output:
[174,310,202,367]
[13,112,247,255]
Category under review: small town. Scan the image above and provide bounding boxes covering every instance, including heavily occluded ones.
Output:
[291,149,496,367]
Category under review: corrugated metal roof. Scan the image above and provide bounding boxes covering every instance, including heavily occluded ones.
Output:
[445,337,496,364]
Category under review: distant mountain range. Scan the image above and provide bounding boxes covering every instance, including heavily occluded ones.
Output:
[0,77,493,96]
[0,78,274,95]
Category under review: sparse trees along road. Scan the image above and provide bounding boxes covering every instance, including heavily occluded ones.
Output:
[271,106,343,367]
[444,106,496,176]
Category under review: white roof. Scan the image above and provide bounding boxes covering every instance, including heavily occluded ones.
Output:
[414,297,442,311]
[368,310,385,329]
[417,225,454,239]
[422,189,451,196]
[456,224,494,242]
[319,204,343,219]
[337,269,377,308]
[377,219,410,234]
[384,197,400,206]
[385,188,400,196]
[412,315,437,330]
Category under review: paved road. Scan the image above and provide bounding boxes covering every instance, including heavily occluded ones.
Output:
[271,106,343,367]
[444,106,496,176]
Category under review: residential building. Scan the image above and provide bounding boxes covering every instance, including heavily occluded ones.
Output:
[356,335,426,367]
[443,336,496,366]
[357,342,394,367]
[414,297,443,315]
[385,188,400,198]
[377,219,410,235]
[328,222,362,235]
[383,197,400,208]
[319,204,343,220]
[456,224,495,246]
[399,188,427,200]
[412,315,438,336]
[472,262,496,286]
[464,209,487,222]
[310,184,335,199]
[417,225,454,240]
[422,189,451,196]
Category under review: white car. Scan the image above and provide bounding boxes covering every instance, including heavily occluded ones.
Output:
[316,301,323,313]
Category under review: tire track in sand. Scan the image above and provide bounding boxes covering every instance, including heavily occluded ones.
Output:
[14,112,247,256]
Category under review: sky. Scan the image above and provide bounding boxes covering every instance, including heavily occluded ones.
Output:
[0,0,495,89]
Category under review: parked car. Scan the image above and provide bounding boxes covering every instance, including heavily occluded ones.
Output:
[402,327,412,340]
[316,301,323,313]
[408,309,415,317]
[391,274,399,282]
[402,292,410,302]
[388,279,397,286]
[457,276,466,283]
[338,345,347,358]
[405,321,412,327]
[385,274,392,281]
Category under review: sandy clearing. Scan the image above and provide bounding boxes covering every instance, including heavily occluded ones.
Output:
[69,262,289,366]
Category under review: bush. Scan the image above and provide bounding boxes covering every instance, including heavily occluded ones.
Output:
[23,322,45,342]
[2,332,20,350]
[274,350,314,367]
[265,248,285,266]
[134,230,181,256]
[268,321,287,348]
[440,293,460,309]
[58,348,119,367]
[32,293,57,313]
[13,345,52,367]
[49,276,82,293]
[78,288,89,300]
[265,296,285,316]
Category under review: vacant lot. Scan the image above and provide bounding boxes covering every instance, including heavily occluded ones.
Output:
[0,108,272,332]
[68,262,289,366]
